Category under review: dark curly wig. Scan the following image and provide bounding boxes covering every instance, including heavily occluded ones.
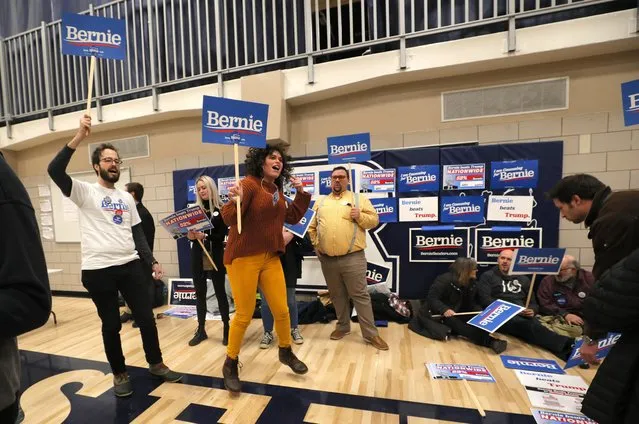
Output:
[244,143,293,190]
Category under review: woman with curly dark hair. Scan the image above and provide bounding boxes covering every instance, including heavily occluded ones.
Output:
[220,144,311,393]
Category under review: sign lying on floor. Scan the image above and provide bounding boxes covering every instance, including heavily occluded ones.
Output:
[500,355,565,375]
[531,409,597,424]
[426,363,495,383]
[564,332,621,369]
[515,370,588,414]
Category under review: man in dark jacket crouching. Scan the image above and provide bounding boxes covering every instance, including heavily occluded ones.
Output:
[548,173,639,424]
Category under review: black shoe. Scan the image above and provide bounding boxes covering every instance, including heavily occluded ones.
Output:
[222,356,242,393]
[188,328,207,346]
[113,372,133,397]
[223,322,229,346]
[279,346,308,375]
[120,312,132,323]
[490,339,508,354]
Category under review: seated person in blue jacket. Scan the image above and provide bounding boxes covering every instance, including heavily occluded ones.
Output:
[259,228,310,348]
[477,249,575,360]
[427,257,507,354]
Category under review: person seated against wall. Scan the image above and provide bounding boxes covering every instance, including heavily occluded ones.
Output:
[427,257,508,354]
[259,228,311,348]
[478,249,575,360]
[536,254,594,338]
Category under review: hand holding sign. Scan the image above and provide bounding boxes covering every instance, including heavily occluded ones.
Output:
[152,263,164,280]
[187,230,206,241]
[350,207,361,221]
[579,342,599,365]
[228,182,243,203]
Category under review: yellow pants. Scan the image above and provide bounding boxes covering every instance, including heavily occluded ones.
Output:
[226,252,291,359]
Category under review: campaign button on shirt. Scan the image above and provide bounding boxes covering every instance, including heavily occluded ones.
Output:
[113,215,123,225]
[578,291,586,299]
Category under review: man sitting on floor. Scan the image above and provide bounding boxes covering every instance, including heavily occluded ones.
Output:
[477,249,575,360]
[536,255,594,337]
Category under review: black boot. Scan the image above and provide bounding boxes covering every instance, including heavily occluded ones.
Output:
[188,327,207,346]
[279,346,308,375]
[222,356,242,393]
[222,322,230,346]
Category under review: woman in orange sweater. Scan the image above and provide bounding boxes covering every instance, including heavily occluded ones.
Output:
[221,144,311,393]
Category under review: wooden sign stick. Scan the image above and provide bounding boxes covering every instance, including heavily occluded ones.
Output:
[462,379,486,418]
[196,239,218,272]
[431,311,483,318]
[85,56,96,134]
[524,273,538,309]
[234,143,242,234]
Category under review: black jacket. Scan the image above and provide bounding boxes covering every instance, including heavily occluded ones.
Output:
[580,187,639,424]
[0,152,51,409]
[427,272,482,315]
[477,266,537,312]
[137,202,155,252]
[191,206,227,276]
[280,233,312,288]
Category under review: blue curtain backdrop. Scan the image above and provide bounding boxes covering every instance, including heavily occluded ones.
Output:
[171,141,563,299]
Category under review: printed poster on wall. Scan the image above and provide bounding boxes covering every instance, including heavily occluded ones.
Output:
[440,196,485,223]
[475,227,542,264]
[409,227,469,262]
[397,165,439,192]
[442,163,485,190]
[372,198,398,223]
[490,160,539,189]
[487,195,534,222]
[318,170,356,195]
[366,262,391,286]
[359,169,396,193]
[285,172,316,197]
[398,197,438,222]
[218,176,244,204]
[621,79,639,127]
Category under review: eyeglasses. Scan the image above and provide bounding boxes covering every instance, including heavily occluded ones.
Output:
[331,175,347,180]
[100,158,123,165]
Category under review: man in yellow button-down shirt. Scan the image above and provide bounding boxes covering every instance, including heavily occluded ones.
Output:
[308,166,389,351]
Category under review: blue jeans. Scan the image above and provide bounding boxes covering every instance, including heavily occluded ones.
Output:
[260,287,298,332]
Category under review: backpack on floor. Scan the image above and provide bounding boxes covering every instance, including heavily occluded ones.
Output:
[153,280,167,308]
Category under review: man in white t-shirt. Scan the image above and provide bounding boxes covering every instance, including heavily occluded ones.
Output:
[48,115,182,397]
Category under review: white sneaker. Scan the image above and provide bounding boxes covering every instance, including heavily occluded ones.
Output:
[291,327,304,345]
[260,331,273,349]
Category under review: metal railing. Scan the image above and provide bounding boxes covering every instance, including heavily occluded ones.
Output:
[0,0,620,136]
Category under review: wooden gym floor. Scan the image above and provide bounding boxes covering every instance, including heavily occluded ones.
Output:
[16,296,596,423]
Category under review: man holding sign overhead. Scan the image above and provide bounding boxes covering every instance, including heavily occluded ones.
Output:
[221,145,311,394]
[48,116,182,398]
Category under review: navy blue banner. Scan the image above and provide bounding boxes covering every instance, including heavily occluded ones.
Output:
[409,227,469,262]
[397,165,439,192]
[61,13,127,60]
[490,160,538,189]
[372,198,397,223]
[187,179,196,202]
[509,248,565,274]
[440,196,485,223]
[202,96,269,147]
[622,79,639,126]
[474,228,542,264]
[327,133,371,164]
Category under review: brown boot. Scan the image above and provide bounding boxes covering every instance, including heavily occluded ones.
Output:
[279,346,308,375]
[222,356,242,393]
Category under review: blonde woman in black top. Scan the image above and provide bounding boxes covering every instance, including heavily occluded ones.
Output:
[187,176,230,346]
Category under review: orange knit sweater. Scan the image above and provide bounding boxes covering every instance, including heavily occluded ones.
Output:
[221,175,311,265]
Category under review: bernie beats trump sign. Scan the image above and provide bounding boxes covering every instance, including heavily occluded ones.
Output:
[202,96,269,148]
[61,13,127,60]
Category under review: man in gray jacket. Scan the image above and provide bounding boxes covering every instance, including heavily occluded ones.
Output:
[0,151,52,422]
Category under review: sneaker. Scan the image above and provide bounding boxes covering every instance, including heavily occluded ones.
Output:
[149,363,183,383]
[291,328,304,345]
[260,331,274,349]
[113,372,133,397]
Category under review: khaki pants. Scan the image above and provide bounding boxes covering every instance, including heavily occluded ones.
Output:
[318,250,378,339]
[537,315,584,338]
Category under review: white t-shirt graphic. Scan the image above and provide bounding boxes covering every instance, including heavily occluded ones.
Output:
[69,179,142,270]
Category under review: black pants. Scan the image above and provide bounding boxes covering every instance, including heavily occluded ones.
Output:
[82,260,163,374]
[500,315,572,357]
[443,315,493,347]
[0,395,18,424]
[193,268,230,328]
